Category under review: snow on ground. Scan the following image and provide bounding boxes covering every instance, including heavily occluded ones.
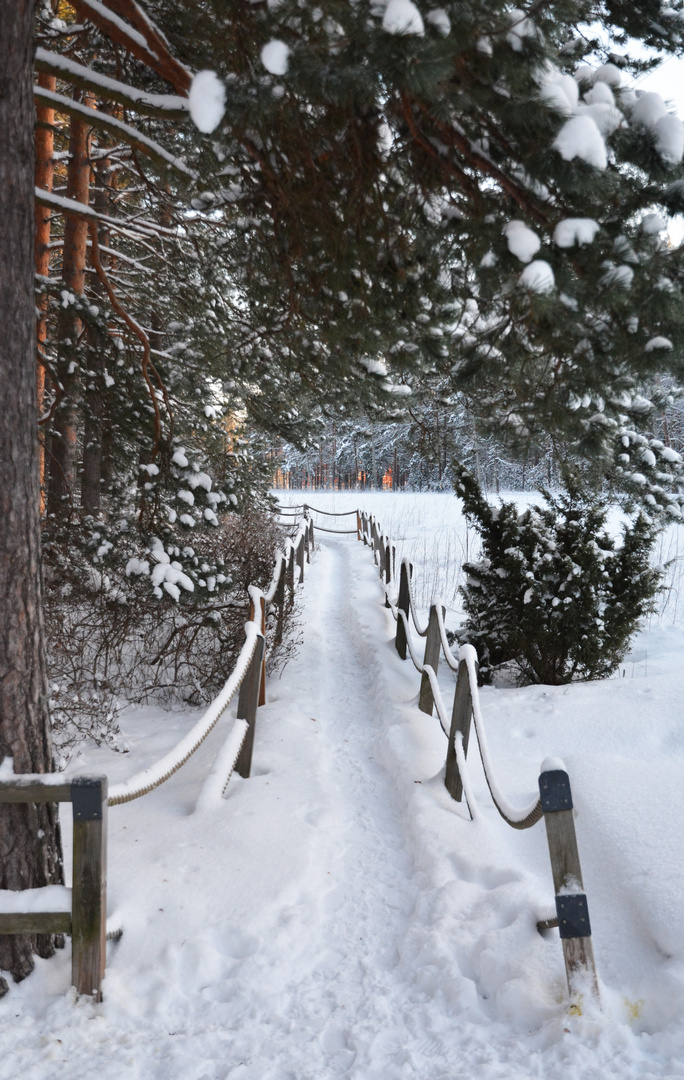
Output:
[1,491,684,1077]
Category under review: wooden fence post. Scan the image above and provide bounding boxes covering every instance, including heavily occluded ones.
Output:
[274,557,285,647]
[249,593,267,707]
[356,511,362,541]
[235,635,266,778]
[445,658,474,802]
[395,561,411,660]
[418,605,443,714]
[384,542,392,609]
[296,534,305,583]
[71,775,108,1001]
[287,545,296,605]
[539,769,600,1004]
[304,514,311,563]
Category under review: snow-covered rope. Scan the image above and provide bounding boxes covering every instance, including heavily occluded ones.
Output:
[194,719,250,813]
[397,608,427,674]
[405,558,429,637]
[314,526,358,535]
[421,665,450,739]
[301,506,358,517]
[380,577,399,619]
[460,644,542,830]
[264,552,284,606]
[454,731,476,822]
[108,623,261,805]
[109,515,312,806]
[435,604,460,673]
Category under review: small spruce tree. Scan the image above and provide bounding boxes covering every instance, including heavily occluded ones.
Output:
[454,464,663,685]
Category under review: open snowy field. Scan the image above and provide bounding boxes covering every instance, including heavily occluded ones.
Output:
[1,490,684,1078]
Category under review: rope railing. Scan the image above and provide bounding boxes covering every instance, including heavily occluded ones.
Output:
[0,510,315,1001]
[109,517,312,806]
[358,507,600,1006]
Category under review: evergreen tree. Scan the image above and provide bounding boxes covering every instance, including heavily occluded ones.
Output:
[161,0,684,512]
[454,463,663,684]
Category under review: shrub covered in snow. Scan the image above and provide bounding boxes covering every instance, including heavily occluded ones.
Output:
[43,511,293,757]
[454,464,663,685]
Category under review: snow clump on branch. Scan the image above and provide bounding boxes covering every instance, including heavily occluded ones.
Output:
[504,220,541,262]
[382,0,425,36]
[189,70,226,134]
[261,40,290,75]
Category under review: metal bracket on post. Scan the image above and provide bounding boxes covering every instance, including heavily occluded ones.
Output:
[71,775,108,1002]
[539,768,600,1006]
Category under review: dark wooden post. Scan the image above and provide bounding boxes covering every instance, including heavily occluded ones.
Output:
[395,561,411,660]
[539,769,600,1003]
[249,594,267,707]
[384,542,392,608]
[296,534,305,583]
[419,605,443,714]
[235,636,266,778]
[287,546,296,605]
[71,776,108,1001]
[445,658,474,802]
[303,515,310,563]
[274,557,285,647]
[356,511,362,541]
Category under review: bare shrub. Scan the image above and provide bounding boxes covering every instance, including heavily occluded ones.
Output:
[44,511,294,759]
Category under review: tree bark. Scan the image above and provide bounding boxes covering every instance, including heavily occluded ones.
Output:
[35,70,56,509]
[0,0,64,983]
[46,95,95,519]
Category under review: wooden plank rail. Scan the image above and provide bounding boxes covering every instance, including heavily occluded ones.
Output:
[0,774,108,1001]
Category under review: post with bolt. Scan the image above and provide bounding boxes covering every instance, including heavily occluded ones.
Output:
[539,767,600,1006]
[71,776,108,1001]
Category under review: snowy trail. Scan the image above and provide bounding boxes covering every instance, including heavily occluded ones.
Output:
[194,538,459,1079]
[3,526,684,1078]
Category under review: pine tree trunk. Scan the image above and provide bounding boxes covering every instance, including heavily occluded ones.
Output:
[35,71,56,509]
[0,0,64,984]
[46,97,94,518]
[81,155,112,516]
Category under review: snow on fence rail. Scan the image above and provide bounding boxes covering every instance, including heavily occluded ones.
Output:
[358,510,600,1009]
[0,514,315,1001]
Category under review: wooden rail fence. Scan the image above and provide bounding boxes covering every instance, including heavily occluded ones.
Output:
[358,508,600,1008]
[0,502,599,1009]
[0,515,314,1001]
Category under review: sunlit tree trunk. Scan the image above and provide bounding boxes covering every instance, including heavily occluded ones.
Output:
[46,95,95,518]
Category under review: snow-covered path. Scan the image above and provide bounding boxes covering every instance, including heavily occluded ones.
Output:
[3,523,684,1078]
